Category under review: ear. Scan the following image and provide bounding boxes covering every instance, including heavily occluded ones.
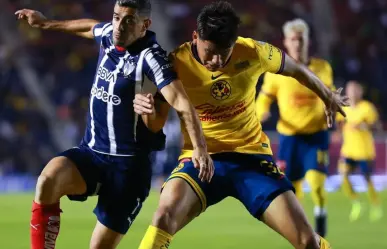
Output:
[142,19,152,32]
[192,30,198,44]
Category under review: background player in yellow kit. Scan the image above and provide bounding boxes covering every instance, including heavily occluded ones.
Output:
[134,2,348,249]
[256,18,334,237]
[336,81,383,222]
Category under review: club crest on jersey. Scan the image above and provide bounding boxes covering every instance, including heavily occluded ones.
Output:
[123,61,136,77]
[210,80,231,100]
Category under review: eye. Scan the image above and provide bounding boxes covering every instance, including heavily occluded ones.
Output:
[126,18,136,24]
[113,16,119,21]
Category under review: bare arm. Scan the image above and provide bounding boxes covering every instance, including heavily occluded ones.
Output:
[160,80,207,150]
[133,80,214,182]
[280,53,349,126]
[15,9,99,39]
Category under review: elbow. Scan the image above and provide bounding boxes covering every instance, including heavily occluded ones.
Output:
[148,121,166,133]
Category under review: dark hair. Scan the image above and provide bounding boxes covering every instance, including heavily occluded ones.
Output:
[116,0,151,17]
[197,1,241,49]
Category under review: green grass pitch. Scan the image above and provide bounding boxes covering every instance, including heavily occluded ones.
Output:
[1,191,386,248]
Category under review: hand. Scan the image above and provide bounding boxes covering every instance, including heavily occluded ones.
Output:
[15,9,47,28]
[324,88,350,128]
[133,93,154,115]
[192,147,214,183]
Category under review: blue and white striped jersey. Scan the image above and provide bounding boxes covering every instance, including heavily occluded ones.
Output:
[81,22,176,156]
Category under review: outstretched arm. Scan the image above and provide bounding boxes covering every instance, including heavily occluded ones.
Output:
[280,53,349,127]
[15,9,99,39]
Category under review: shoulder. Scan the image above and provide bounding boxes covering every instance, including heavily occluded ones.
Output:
[170,42,191,61]
[93,22,113,37]
[360,100,376,110]
[310,57,332,70]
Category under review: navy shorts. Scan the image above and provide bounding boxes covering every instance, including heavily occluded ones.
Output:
[163,153,294,219]
[59,145,151,234]
[341,158,374,175]
[277,130,329,181]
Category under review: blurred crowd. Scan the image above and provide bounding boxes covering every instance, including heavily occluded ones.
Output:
[0,0,387,175]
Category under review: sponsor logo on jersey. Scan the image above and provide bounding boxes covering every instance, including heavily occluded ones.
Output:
[195,101,246,121]
[97,66,117,84]
[91,86,122,105]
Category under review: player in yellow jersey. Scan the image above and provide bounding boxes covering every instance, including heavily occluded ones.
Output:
[256,19,334,237]
[134,2,347,248]
[336,81,383,222]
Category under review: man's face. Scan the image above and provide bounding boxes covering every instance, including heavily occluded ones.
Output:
[193,31,233,72]
[112,4,149,47]
[284,30,305,62]
[346,81,363,103]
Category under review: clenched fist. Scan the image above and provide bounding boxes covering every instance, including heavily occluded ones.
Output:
[15,9,47,28]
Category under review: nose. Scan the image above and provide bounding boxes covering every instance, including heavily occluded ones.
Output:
[212,55,223,66]
[117,20,125,32]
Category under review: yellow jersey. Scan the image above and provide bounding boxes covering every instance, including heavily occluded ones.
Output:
[337,100,378,160]
[256,58,334,135]
[170,38,285,158]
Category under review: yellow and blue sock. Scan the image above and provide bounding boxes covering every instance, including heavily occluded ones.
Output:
[305,170,327,237]
[138,225,173,249]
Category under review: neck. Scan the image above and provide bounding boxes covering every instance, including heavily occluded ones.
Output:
[121,31,147,48]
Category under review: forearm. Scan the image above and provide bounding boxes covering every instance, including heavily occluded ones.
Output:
[176,101,207,149]
[160,81,207,149]
[41,19,98,38]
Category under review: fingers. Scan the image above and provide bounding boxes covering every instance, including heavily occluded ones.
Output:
[193,158,200,169]
[341,96,350,106]
[133,103,153,114]
[336,87,343,94]
[133,93,154,110]
[326,114,333,128]
[197,157,214,183]
[134,98,152,109]
[15,9,30,19]
[338,106,346,117]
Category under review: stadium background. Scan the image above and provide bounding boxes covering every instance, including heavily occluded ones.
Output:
[0,0,386,248]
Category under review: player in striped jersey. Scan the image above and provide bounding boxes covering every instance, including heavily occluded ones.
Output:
[16,1,213,249]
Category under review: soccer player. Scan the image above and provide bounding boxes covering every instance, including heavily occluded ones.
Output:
[336,81,383,221]
[134,2,347,249]
[16,1,213,249]
[256,18,335,237]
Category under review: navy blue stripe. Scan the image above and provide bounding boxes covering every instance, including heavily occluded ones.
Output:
[277,50,285,74]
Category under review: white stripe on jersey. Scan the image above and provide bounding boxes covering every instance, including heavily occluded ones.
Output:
[88,53,110,148]
[107,51,131,154]
[102,24,113,37]
[133,48,151,140]
[144,51,166,85]
[94,23,111,37]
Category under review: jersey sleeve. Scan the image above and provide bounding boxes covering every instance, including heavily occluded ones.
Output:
[92,22,112,44]
[143,48,178,90]
[364,103,379,125]
[255,41,285,74]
